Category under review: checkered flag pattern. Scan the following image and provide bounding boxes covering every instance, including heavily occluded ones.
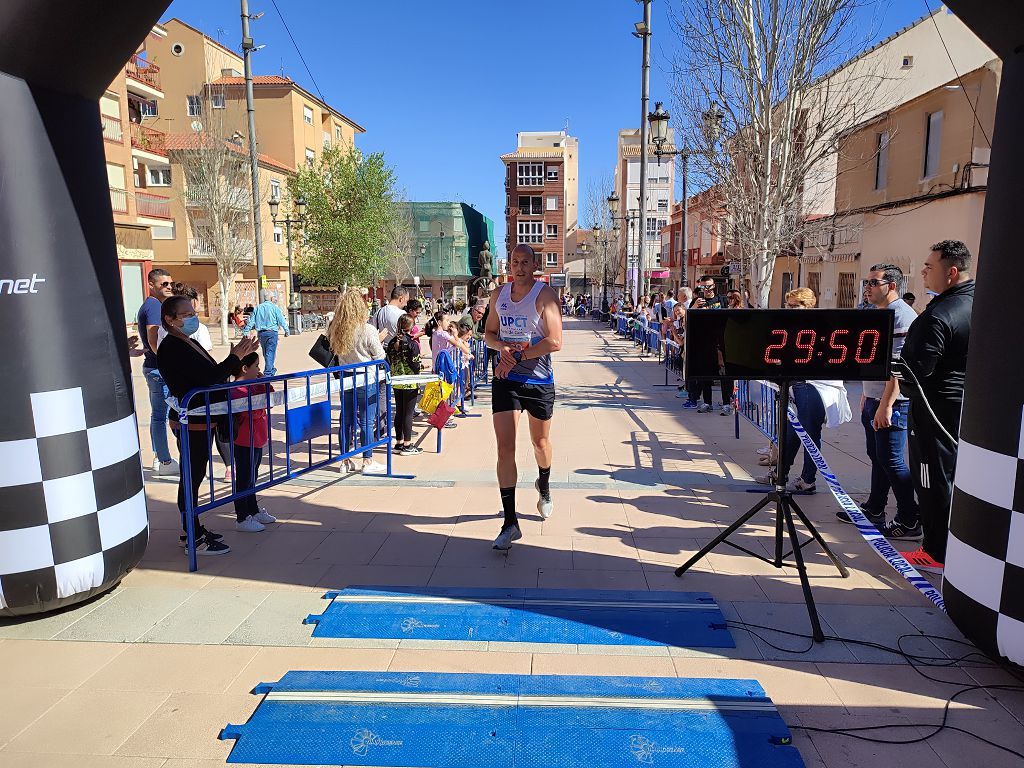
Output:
[944,405,1024,666]
[0,387,148,615]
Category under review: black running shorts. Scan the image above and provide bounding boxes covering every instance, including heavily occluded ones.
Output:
[491,378,555,420]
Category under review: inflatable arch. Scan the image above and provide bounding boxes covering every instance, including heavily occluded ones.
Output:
[1,1,1022,667]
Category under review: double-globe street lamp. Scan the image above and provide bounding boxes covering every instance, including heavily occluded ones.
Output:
[605,192,641,303]
[647,101,723,289]
[268,194,306,334]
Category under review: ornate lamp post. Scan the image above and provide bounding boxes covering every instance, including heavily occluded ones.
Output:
[606,191,640,303]
[268,194,306,333]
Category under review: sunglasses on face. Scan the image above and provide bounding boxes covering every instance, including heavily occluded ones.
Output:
[862,278,890,287]
[157,281,173,287]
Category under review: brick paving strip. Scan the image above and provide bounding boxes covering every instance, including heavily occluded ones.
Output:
[0,319,1020,767]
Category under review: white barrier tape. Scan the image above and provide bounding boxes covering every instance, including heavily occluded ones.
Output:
[785,407,945,612]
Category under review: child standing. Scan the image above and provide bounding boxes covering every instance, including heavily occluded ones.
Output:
[231,352,277,532]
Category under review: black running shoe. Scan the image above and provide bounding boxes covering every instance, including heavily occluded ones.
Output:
[835,507,884,526]
[879,518,923,541]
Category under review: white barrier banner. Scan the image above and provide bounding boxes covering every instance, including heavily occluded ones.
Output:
[785,407,945,612]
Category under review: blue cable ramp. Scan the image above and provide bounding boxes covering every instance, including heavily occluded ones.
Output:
[304,586,735,649]
[221,670,805,767]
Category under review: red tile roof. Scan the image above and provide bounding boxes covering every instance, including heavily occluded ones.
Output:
[164,133,295,174]
[210,75,293,86]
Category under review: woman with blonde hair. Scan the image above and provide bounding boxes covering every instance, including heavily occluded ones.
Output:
[329,288,387,474]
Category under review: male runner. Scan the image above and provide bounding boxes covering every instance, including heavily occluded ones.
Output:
[485,244,563,549]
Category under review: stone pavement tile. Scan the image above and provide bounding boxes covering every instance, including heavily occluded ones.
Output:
[964,666,1024,725]
[789,711,946,768]
[671,658,840,714]
[0,590,117,640]
[0,755,166,768]
[895,606,977,662]
[571,535,643,571]
[644,569,770,602]
[162,760,295,768]
[429,566,540,589]
[0,687,70,748]
[81,644,260,694]
[316,564,435,590]
[501,536,574,570]
[52,587,195,642]
[121,566,216,591]
[531,652,677,678]
[137,588,267,644]
[0,639,125,688]
[816,662,977,711]
[225,646,396,694]
[5,688,169,756]
[244,529,332,564]
[754,574,893,606]
[205,560,332,593]
[388,649,532,675]
[369,532,448,567]
[536,568,649,591]
[298,530,389,566]
[273,501,377,532]
[816,604,946,663]
[730,602,857,662]
[362,512,459,535]
[223,592,327,647]
[631,537,712,570]
[436,535,517,568]
[115,692,257,761]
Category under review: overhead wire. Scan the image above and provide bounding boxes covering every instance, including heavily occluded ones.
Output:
[269,0,326,104]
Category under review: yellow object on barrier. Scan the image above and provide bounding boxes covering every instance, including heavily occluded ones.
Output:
[417,380,454,415]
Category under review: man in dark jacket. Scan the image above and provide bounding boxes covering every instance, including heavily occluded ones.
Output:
[898,240,975,573]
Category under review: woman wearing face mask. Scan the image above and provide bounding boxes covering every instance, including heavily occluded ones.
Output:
[158,295,259,555]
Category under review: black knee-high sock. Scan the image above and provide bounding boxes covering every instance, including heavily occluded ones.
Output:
[537,466,551,499]
[500,486,518,528]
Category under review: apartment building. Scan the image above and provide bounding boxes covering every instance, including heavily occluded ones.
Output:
[611,128,675,301]
[114,18,364,318]
[780,61,998,308]
[662,186,730,292]
[501,131,579,282]
[101,25,172,323]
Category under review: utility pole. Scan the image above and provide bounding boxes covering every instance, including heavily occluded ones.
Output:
[240,0,266,302]
[636,0,652,300]
[680,152,689,288]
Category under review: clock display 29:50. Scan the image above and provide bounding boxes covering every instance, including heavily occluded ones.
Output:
[763,329,882,365]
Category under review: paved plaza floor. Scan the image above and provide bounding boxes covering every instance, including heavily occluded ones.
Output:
[1,318,1022,767]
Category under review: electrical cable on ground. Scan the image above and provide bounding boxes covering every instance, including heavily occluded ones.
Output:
[724,619,1024,758]
[269,0,326,104]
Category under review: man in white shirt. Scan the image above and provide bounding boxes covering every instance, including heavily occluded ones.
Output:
[374,286,408,346]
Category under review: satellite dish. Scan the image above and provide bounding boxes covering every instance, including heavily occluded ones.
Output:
[190,121,203,132]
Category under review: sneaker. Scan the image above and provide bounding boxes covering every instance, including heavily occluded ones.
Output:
[836,507,884,526]
[756,446,772,456]
[754,471,777,486]
[535,479,554,519]
[180,527,224,549]
[361,460,387,475]
[682,400,699,410]
[720,404,733,416]
[236,515,265,532]
[400,446,423,456]
[155,459,180,477]
[444,419,458,429]
[254,509,277,525]
[697,403,713,413]
[879,518,923,541]
[492,524,523,550]
[788,478,816,495]
[900,546,944,574]
[675,389,690,399]
[196,534,232,556]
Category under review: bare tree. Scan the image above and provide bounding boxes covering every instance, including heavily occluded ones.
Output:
[171,97,256,340]
[668,0,888,305]
[381,200,416,286]
[584,175,623,299]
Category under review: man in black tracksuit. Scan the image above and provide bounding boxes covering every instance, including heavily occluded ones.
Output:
[898,240,975,572]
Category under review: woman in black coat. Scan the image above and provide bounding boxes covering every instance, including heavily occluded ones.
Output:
[157,295,259,555]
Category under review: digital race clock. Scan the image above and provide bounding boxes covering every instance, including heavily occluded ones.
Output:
[683,309,894,382]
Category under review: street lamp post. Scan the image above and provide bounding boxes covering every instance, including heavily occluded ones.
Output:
[268,194,306,334]
[418,243,427,298]
[606,191,641,304]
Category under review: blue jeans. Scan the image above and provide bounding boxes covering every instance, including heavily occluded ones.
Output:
[862,398,918,524]
[258,331,279,376]
[339,383,379,460]
[781,382,825,485]
[143,367,173,463]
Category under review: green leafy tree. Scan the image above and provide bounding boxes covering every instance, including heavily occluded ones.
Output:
[288,145,398,287]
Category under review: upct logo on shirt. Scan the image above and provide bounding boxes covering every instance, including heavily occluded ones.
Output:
[500,315,528,329]
[0,274,45,295]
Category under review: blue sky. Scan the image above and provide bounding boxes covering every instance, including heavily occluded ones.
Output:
[162,0,927,247]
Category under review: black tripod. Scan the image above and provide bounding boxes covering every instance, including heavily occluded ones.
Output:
[674,381,849,641]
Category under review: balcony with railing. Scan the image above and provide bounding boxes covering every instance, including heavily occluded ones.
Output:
[129,122,167,157]
[136,191,171,219]
[101,114,123,144]
[125,53,161,92]
[109,187,128,215]
[188,236,255,262]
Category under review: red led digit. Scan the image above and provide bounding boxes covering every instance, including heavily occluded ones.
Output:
[855,329,881,363]
[764,329,787,364]
[794,329,814,363]
[828,329,849,363]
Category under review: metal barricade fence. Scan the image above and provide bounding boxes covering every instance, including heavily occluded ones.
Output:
[176,359,405,571]
[735,379,780,443]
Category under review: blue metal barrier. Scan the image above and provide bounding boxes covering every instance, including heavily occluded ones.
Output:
[735,380,780,443]
[176,359,405,571]
[616,314,628,335]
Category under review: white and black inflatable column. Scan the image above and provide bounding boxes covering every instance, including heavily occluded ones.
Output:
[0,0,170,615]
[940,2,1024,666]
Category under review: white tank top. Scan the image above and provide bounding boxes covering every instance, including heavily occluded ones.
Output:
[496,281,553,385]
